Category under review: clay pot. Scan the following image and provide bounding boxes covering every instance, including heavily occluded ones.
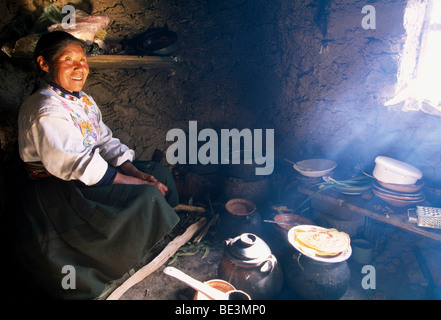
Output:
[284,249,350,300]
[218,233,284,300]
[219,199,263,238]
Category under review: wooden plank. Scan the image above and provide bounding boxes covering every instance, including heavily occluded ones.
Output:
[106,217,207,300]
[174,204,206,213]
[10,55,181,69]
[87,55,179,69]
[298,185,441,242]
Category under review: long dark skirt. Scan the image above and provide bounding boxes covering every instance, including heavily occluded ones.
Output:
[14,161,180,299]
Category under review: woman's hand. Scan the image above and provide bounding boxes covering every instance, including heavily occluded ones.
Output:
[119,161,157,181]
[134,170,158,183]
[112,162,168,196]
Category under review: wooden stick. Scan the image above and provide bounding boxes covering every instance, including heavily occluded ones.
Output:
[174,204,206,213]
[193,197,216,244]
[193,214,219,244]
[106,217,207,300]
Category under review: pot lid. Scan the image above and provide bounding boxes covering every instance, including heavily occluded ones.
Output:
[226,233,272,265]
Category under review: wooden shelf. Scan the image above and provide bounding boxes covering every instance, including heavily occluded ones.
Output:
[297,185,441,242]
[9,54,182,69]
[87,54,182,69]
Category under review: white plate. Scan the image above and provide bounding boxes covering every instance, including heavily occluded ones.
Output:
[287,225,352,263]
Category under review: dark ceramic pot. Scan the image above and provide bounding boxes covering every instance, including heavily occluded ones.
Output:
[219,199,263,239]
[284,249,350,300]
[218,233,284,300]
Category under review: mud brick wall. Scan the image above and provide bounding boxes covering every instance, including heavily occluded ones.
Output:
[2,0,441,216]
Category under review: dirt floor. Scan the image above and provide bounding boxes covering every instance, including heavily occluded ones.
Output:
[96,201,441,301]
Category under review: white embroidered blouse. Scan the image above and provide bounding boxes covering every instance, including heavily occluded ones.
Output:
[18,84,135,186]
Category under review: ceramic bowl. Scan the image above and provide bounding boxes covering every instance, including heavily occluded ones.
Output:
[375,179,424,193]
[193,279,236,300]
[373,156,422,185]
[293,159,337,178]
[225,198,256,216]
[372,188,426,207]
[372,184,424,199]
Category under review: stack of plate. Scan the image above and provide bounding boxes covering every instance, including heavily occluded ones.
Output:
[372,180,425,207]
[371,156,426,207]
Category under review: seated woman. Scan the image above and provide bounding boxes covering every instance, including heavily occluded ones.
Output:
[16,31,180,299]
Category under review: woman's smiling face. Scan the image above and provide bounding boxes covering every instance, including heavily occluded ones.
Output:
[45,43,89,92]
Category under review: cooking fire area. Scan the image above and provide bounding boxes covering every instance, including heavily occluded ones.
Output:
[92,156,441,301]
[10,154,441,301]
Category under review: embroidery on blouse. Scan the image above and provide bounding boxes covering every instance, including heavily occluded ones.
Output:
[83,95,101,138]
[57,91,102,147]
[50,85,77,101]
[82,95,93,114]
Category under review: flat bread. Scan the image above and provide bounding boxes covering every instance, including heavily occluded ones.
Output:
[294,227,350,257]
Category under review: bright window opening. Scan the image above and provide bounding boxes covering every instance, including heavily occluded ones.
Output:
[385,0,441,115]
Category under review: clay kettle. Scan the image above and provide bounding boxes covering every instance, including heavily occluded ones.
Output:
[218,233,284,300]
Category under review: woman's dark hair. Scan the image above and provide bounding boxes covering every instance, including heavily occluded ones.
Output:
[34,31,86,67]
